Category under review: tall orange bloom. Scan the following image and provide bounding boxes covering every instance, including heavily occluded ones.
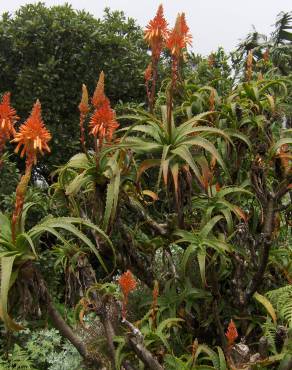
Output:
[246,50,253,82]
[144,62,152,102]
[151,280,159,328]
[119,270,137,296]
[166,13,192,135]
[209,88,216,112]
[166,13,192,58]
[92,71,107,109]
[208,53,215,67]
[89,99,119,142]
[79,84,89,116]
[225,319,238,346]
[11,100,51,241]
[89,72,119,145]
[118,270,137,319]
[278,144,292,176]
[144,4,168,58]
[78,84,89,152]
[0,92,19,155]
[12,100,51,165]
[263,48,269,62]
[144,63,153,83]
[144,5,168,112]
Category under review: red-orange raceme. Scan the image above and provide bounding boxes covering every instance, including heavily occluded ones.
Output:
[89,98,119,142]
[144,63,153,83]
[11,100,51,242]
[246,50,253,81]
[79,84,89,116]
[225,319,238,345]
[0,92,19,151]
[12,100,51,164]
[166,13,192,58]
[89,72,119,143]
[144,4,168,58]
[92,71,107,109]
[118,270,137,319]
[118,270,137,297]
[78,84,89,151]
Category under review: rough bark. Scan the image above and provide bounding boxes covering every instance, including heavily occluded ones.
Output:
[245,196,274,303]
[30,265,104,368]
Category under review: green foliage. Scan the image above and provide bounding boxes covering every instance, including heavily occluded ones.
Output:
[0,328,82,370]
[118,108,229,197]
[0,209,113,330]
[0,344,36,370]
[232,11,292,77]
[266,285,292,327]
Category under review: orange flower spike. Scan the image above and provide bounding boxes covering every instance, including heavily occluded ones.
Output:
[144,63,152,83]
[257,72,264,81]
[92,71,107,109]
[89,98,119,142]
[144,63,152,102]
[166,12,192,58]
[151,280,159,328]
[0,93,19,152]
[119,270,137,297]
[246,50,253,81]
[278,144,292,176]
[78,84,89,152]
[225,319,238,346]
[12,100,51,164]
[90,71,119,145]
[209,89,216,112]
[119,270,137,319]
[208,53,215,67]
[152,280,159,303]
[11,166,32,241]
[105,114,119,142]
[79,84,89,116]
[144,4,168,58]
[263,48,269,62]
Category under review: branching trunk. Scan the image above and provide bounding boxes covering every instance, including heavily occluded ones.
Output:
[128,337,164,370]
[30,265,104,369]
[99,296,117,369]
[46,298,89,359]
[244,196,274,303]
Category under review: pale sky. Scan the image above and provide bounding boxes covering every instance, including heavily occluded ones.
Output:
[0,0,291,55]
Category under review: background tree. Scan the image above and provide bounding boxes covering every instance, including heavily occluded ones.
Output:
[0,3,148,165]
[232,11,292,77]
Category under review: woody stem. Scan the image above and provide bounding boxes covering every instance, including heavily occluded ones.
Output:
[167,57,178,139]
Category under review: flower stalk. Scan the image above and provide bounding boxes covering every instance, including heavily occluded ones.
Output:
[151,280,159,329]
[11,100,51,241]
[78,84,89,153]
[144,5,168,113]
[225,319,238,347]
[89,72,119,161]
[246,50,253,82]
[166,13,192,138]
[118,270,137,319]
